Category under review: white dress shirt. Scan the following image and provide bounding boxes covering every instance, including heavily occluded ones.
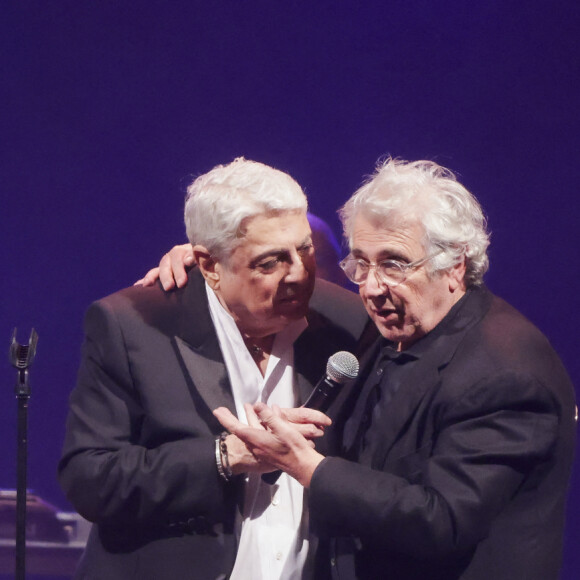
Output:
[206,284,315,580]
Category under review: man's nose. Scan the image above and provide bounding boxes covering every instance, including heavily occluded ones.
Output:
[363,267,389,295]
[285,252,310,282]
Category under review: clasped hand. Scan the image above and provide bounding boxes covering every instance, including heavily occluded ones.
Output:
[214,403,327,488]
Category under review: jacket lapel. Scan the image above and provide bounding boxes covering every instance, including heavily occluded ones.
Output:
[174,336,237,416]
[367,346,448,466]
[170,269,237,418]
[293,314,325,405]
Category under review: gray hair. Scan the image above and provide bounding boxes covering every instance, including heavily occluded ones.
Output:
[340,158,490,287]
[184,157,308,261]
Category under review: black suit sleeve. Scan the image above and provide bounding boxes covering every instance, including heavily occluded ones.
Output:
[309,371,560,557]
[58,299,228,527]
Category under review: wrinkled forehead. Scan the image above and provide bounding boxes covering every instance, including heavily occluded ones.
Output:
[223,209,311,260]
[350,209,427,251]
[240,207,308,235]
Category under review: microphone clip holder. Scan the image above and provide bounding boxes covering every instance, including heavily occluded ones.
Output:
[10,328,38,399]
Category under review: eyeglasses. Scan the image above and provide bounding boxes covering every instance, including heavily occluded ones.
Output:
[339,250,443,288]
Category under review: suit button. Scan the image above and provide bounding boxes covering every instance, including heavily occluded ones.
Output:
[376,367,383,376]
[187,516,211,534]
[330,557,336,566]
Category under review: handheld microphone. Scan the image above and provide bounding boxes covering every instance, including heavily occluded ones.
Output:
[262,351,359,484]
[302,351,359,412]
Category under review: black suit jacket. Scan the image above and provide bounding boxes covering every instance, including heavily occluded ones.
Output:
[310,286,576,580]
[58,268,368,580]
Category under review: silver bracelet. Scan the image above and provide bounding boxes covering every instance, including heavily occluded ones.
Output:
[215,432,232,481]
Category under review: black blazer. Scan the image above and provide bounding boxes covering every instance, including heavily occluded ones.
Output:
[310,286,576,580]
[58,268,368,580]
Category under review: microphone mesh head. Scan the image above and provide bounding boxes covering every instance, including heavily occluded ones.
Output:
[326,351,359,383]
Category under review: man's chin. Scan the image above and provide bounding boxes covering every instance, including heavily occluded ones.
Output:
[374,318,405,342]
[278,288,316,314]
[376,322,424,350]
[276,299,309,319]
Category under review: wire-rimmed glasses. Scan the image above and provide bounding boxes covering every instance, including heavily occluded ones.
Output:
[339,249,443,288]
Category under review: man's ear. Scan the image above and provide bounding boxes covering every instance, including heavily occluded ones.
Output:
[449,256,467,292]
[193,245,221,289]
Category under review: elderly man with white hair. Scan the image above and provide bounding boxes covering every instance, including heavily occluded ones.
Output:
[58,158,368,580]
[211,158,576,580]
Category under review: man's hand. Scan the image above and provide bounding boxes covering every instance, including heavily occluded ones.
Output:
[214,403,325,487]
[279,406,332,439]
[134,244,194,290]
[224,432,276,475]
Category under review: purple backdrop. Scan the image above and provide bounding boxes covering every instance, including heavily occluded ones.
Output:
[2,1,579,576]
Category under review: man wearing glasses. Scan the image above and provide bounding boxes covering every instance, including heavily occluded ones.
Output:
[210,158,576,580]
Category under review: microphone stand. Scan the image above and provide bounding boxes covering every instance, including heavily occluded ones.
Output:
[9,328,38,580]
